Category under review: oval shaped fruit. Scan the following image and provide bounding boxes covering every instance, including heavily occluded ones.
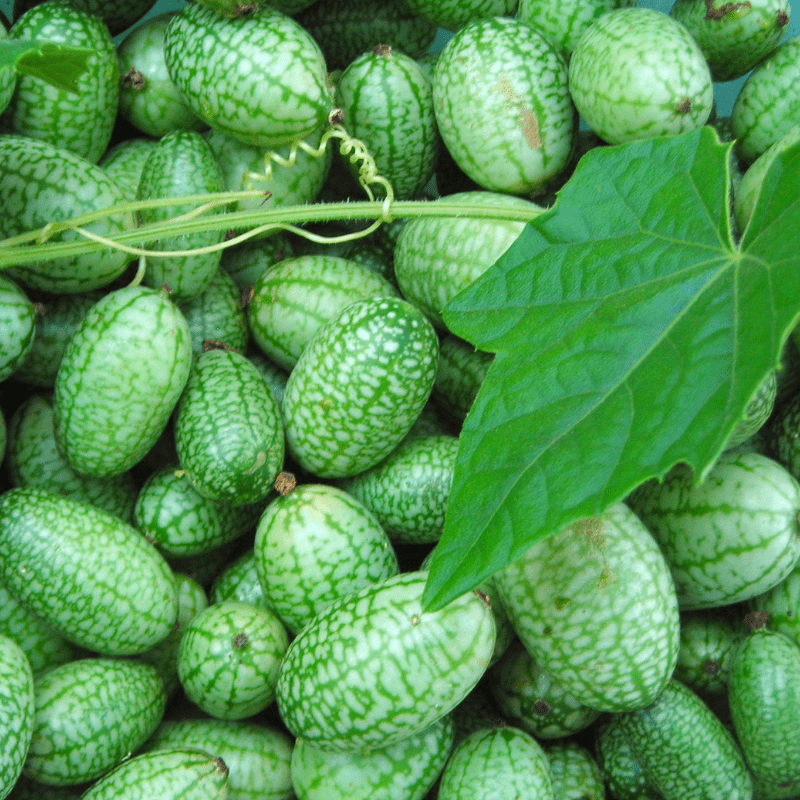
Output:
[545,742,605,800]
[569,7,713,145]
[749,562,800,647]
[433,16,576,194]
[53,286,192,477]
[174,348,284,505]
[0,635,34,800]
[0,488,178,656]
[0,274,35,382]
[594,716,660,800]
[495,502,680,712]
[276,571,495,751]
[673,611,739,695]
[24,658,165,786]
[98,136,158,202]
[282,296,439,479]
[164,2,332,147]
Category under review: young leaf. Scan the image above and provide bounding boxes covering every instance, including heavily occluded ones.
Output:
[422,127,800,611]
[0,40,93,94]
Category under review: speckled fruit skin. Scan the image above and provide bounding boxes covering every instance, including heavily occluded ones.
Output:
[433,16,576,195]
[0,636,34,800]
[568,7,713,145]
[0,274,35,383]
[163,2,332,147]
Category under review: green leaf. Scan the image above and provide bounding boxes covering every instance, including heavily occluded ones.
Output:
[422,127,800,611]
[0,40,94,94]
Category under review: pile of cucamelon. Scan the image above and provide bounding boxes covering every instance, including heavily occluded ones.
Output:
[0,0,799,796]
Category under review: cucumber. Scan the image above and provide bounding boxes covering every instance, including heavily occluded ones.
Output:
[0,275,34,383]
[628,450,800,608]
[402,0,516,32]
[432,334,493,424]
[275,571,495,751]
[0,26,15,115]
[209,549,272,611]
[544,742,605,800]
[220,234,294,292]
[0,488,178,656]
[0,636,34,800]
[594,716,660,800]
[98,137,158,202]
[282,296,439,479]
[749,562,800,647]
[53,286,192,477]
[673,611,740,695]
[24,658,165,786]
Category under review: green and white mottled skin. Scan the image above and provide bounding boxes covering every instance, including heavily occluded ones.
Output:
[53,286,192,477]
[338,434,459,545]
[174,348,284,505]
[518,0,635,60]
[0,488,178,656]
[145,718,293,800]
[177,600,289,720]
[282,296,439,479]
[393,191,540,330]
[544,741,605,800]
[0,136,134,293]
[723,369,777,450]
[628,450,800,608]
[276,571,496,751]
[97,137,158,202]
[674,611,740,694]
[729,628,800,799]
[495,502,680,712]
[291,715,453,800]
[0,275,35,383]
[670,0,790,81]
[7,395,137,523]
[77,748,229,800]
[25,659,165,786]
[206,127,331,218]
[731,34,800,162]
[0,582,82,677]
[14,292,98,388]
[594,716,660,800]
[433,16,576,194]
[210,550,272,611]
[437,726,554,800]
[2,1,119,162]
[14,0,160,35]
[403,0,516,31]
[117,12,207,138]
[164,3,332,147]
[220,234,294,292]
[247,254,396,371]
[0,27,16,115]
[432,334,493,424]
[134,466,263,557]
[616,679,752,800]
[253,483,399,635]
[488,640,600,740]
[336,44,439,199]
[766,388,800,480]
[750,563,800,647]
[295,0,437,72]
[179,269,248,356]
[137,131,226,302]
[569,7,713,145]
[0,636,34,800]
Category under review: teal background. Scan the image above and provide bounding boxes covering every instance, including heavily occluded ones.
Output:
[1,0,798,119]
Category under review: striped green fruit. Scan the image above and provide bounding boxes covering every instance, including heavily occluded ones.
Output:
[338,434,459,545]
[628,450,800,609]
[495,502,680,712]
[437,726,554,800]
[393,191,542,330]
[0,26,16,115]
[77,748,228,800]
[164,3,332,147]
[117,12,206,138]
[433,16,576,194]
[0,136,134,293]
[729,627,800,799]
[0,636,34,800]
[282,296,439,479]
[253,482,399,634]
[24,658,165,786]
[13,0,160,36]
[2,0,118,162]
[569,7,713,145]
[432,334,493,424]
[290,715,453,800]
[594,716,660,800]
[765,367,800,479]
[403,0,517,32]
[674,611,740,695]
[247,254,396,372]
[174,348,284,505]
[145,718,293,800]
[53,286,192,477]
[615,679,752,800]
[544,742,605,800]
[220,234,294,292]
[137,130,226,302]
[210,549,272,611]
[723,369,777,450]
[177,600,289,720]
[335,44,439,199]
[276,570,495,751]
[731,34,800,163]
[7,395,137,523]
[0,274,35,382]
[0,488,178,656]
[98,137,158,202]
[749,563,800,647]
